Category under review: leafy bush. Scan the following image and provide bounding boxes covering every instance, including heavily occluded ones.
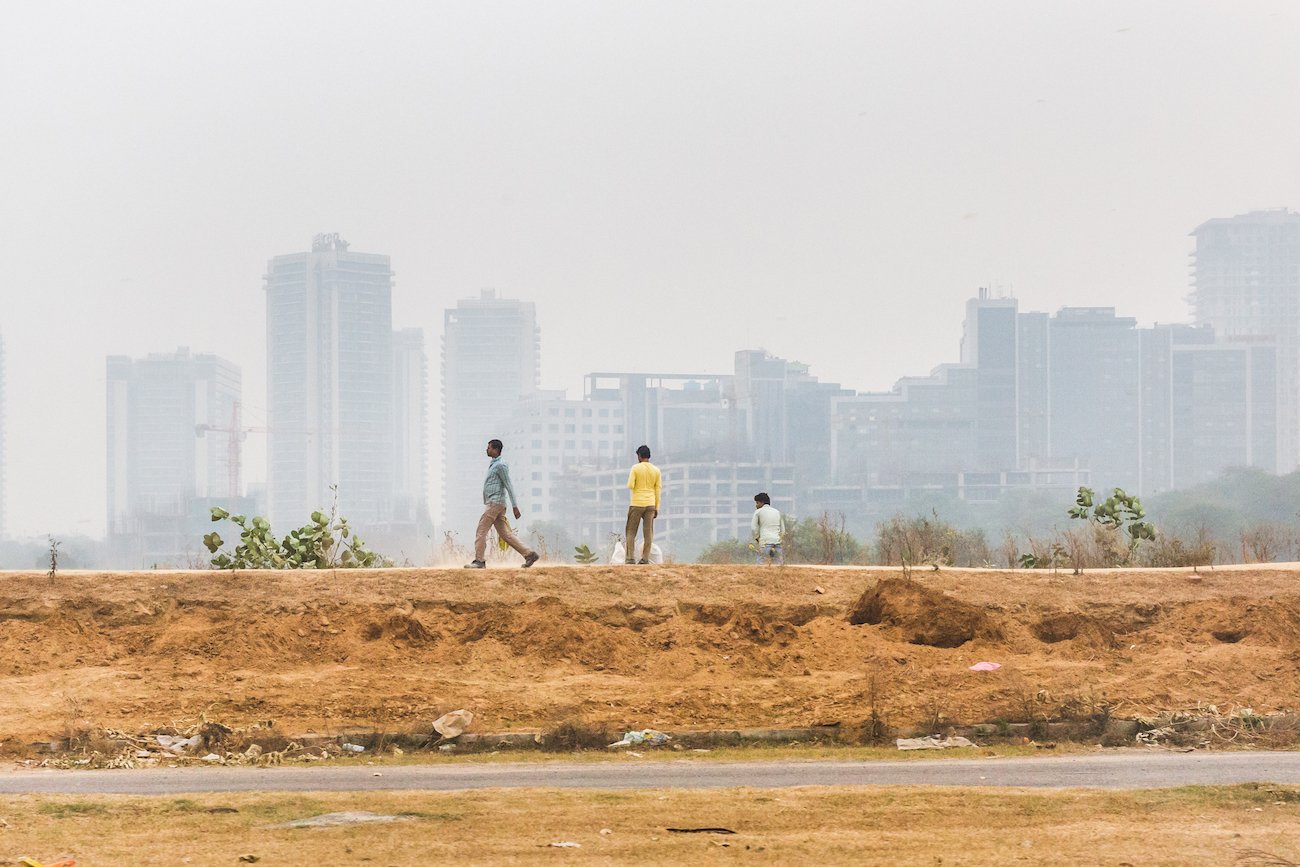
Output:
[203,507,390,569]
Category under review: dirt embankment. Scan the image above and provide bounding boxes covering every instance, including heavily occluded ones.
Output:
[2,564,1299,746]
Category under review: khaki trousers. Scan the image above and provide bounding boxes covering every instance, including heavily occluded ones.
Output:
[625,506,655,561]
[474,503,531,561]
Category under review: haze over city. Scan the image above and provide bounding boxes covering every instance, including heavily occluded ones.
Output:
[3,0,1300,540]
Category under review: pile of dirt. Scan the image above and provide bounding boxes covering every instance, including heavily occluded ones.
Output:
[2,563,1300,748]
[848,577,1000,647]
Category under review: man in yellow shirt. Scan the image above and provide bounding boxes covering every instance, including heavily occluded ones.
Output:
[625,445,661,564]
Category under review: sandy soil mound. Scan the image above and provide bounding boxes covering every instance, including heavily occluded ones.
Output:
[2,564,1299,746]
[848,577,1001,647]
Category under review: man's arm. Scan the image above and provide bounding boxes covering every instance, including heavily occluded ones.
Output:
[499,462,519,509]
[751,509,760,540]
[627,468,636,491]
[653,469,661,512]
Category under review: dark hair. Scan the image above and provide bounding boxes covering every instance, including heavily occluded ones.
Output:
[636,445,651,460]
[754,492,771,505]
[488,438,504,452]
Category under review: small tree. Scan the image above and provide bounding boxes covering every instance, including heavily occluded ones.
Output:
[573,544,599,564]
[1067,486,1155,566]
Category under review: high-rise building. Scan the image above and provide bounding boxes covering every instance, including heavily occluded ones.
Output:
[959,292,1020,471]
[829,295,1277,501]
[106,348,244,565]
[498,389,625,525]
[265,233,395,528]
[1046,307,1143,490]
[392,327,430,529]
[1190,209,1300,471]
[734,350,850,488]
[441,290,539,536]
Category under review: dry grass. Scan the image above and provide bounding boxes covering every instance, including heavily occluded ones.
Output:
[2,784,1298,865]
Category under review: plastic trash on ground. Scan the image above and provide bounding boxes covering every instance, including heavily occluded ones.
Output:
[433,709,474,739]
[154,734,202,753]
[341,743,365,753]
[610,542,664,564]
[895,735,976,750]
[969,661,1002,671]
[608,729,671,748]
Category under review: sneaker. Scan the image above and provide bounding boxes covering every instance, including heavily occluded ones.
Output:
[463,560,486,569]
[522,552,540,568]
[637,559,650,565]
[624,558,636,564]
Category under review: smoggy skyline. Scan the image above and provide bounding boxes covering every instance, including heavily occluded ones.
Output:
[3,0,1299,537]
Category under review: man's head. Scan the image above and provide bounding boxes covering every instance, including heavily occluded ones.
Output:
[754,492,771,508]
[487,439,504,458]
[636,445,651,461]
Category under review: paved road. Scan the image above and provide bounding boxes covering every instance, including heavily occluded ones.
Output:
[2,752,1299,795]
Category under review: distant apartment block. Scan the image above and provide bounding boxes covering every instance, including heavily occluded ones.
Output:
[105,348,246,566]
[265,233,396,528]
[441,290,539,536]
[584,371,743,461]
[1191,209,1300,471]
[833,293,1278,499]
[498,389,625,524]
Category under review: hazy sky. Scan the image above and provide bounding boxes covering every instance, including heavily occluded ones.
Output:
[3,0,1299,537]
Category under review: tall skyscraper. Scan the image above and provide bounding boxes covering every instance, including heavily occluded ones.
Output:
[1191,209,1300,471]
[106,348,242,565]
[441,290,539,535]
[392,327,430,528]
[265,234,395,528]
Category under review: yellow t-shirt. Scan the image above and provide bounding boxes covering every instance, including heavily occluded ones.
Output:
[627,461,661,508]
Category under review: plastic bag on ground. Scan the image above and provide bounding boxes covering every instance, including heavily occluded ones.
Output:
[608,729,671,748]
[433,709,474,739]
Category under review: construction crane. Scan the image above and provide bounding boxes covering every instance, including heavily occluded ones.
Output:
[194,401,268,498]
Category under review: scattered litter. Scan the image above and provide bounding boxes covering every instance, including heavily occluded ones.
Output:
[372,772,382,777]
[547,841,581,848]
[813,586,825,594]
[896,735,976,751]
[154,734,201,753]
[341,743,365,753]
[437,744,457,752]
[608,729,671,748]
[238,857,260,864]
[667,827,736,834]
[18,860,76,867]
[433,709,474,739]
[627,751,643,758]
[206,807,239,814]
[273,811,413,829]
[968,661,1002,671]
[243,744,263,759]
[599,828,613,835]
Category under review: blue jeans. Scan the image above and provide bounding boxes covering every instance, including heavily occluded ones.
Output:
[756,543,783,565]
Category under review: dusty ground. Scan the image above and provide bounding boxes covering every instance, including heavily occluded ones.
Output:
[1,564,1299,747]
[3,784,1299,866]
